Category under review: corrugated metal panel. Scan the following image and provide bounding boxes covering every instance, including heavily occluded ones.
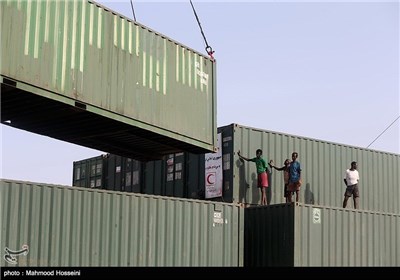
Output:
[245,203,400,267]
[294,204,400,267]
[72,158,90,188]
[0,0,217,160]
[105,154,142,193]
[73,153,207,200]
[165,153,181,197]
[244,204,295,267]
[73,155,107,189]
[227,123,400,213]
[0,179,243,267]
[142,159,165,196]
[185,152,206,199]
[73,122,399,212]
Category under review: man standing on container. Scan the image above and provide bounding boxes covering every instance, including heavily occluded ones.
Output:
[288,152,302,203]
[343,161,360,209]
[270,159,291,203]
[238,149,269,206]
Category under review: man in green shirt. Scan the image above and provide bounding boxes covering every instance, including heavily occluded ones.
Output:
[238,149,269,205]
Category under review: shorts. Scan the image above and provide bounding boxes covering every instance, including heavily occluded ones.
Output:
[288,180,301,192]
[257,172,268,188]
[344,184,359,197]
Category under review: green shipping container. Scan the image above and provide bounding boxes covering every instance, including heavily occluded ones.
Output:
[73,155,107,189]
[0,179,244,267]
[73,123,400,213]
[244,203,400,266]
[0,0,217,161]
[73,124,400,213]
[222,124,400,213]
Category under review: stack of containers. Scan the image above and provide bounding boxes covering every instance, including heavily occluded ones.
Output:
[74,123,400,213]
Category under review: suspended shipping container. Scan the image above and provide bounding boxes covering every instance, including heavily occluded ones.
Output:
[0,179,244,267]
[244,203,400,266]
[0,0,217,161]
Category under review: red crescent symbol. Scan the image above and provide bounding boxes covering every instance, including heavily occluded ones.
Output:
[206,173,215,185]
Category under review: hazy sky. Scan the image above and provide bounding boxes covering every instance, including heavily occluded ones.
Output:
[1,0,399,186]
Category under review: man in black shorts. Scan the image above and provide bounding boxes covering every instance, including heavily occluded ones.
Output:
[343,161,360,209]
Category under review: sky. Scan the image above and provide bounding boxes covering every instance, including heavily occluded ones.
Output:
[1,0,399,186]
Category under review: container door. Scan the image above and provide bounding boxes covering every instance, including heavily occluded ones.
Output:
[89,157,104,189]
[173,153,185,198]
[212,208,224,266]
[72,160,90,188]
[107,154,123,191]
[186,153,205,199]
[165,154,175,196]
[143,160,164,195]
[307,207,322,265]
[131,159,142,193]
[220,126,234,203]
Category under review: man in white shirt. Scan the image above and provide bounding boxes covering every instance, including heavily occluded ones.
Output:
[343,161,360,209]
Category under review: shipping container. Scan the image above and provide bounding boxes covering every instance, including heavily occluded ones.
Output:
[142,159,165,196]
[224,123,400,213]
[74,123,400,213]
[141,152,206,199]
[0,179,244,267]
[73,153,206,199]
[0,0,217,161]
[73,155,107,189]
[2,179,398,267]
[105,154,142,193]
[244,203,400,266]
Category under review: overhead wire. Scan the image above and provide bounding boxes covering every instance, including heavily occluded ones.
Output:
[130,0,136,22]
[189,0,215,60]
[366,115,400,148]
